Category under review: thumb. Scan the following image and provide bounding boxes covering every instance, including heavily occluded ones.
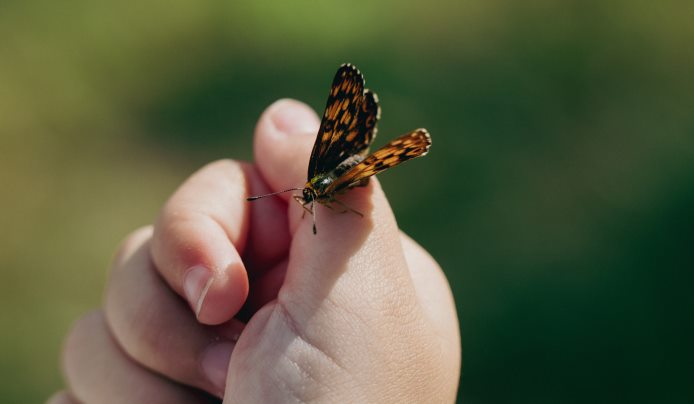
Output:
[284,179,414,314]
[252,98,416,315]
[227,98,432,401]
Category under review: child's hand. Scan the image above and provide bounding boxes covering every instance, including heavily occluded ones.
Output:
[51,99,461,403]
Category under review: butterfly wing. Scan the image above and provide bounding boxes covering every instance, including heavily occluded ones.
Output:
[325,129,432,194]
[307,64,380,180]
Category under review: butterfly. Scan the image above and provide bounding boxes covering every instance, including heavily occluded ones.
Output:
[247,64,431,234]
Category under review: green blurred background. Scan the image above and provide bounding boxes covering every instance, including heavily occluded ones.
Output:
[1,1,693,402]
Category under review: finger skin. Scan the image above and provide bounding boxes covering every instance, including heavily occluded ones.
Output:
[242,163,291,276]
[46,391,77,404]
[400,232,461,399]
[241,258,288,320]
[66,96,458,403]
[151,159,250,325]
[105,226,243,397]
[223,99,457,402]
[253,98,418,314]
[252,98,320,202]
[62,311,216,404]
[401,233,460,338]
[151,158,294,325]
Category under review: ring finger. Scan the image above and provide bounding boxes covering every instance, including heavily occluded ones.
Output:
[62,310,217,404]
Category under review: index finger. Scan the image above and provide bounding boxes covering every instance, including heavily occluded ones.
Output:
[151,160,288,325]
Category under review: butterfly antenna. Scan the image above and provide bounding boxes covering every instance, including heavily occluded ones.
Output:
[246,188,303,201]
[312,202,317,234]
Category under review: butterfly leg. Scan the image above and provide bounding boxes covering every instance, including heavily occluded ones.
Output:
[293,195,313,218]
[311,202,317,234]
[332,198,364,217]
[324,202,346,214]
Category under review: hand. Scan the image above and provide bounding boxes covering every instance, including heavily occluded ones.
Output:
[51,99,461,403]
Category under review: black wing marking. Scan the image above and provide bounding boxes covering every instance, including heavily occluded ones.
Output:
[325,129,431,194]
[307,64,380,179]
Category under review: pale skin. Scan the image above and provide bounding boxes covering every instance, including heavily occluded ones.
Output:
[50,99,461,403]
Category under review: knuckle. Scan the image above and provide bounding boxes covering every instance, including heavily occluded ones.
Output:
[62,310,105,377]
[204,158,237,172]
[190,159,243,191]
[112,226,153,269]
[46,391,77,404]
[273,299,347,376]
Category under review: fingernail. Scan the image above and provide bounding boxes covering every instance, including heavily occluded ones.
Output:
[183,266,214,318]
[201,342,234,394]
[270,99,319,135]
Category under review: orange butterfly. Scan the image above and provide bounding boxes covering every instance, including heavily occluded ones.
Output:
[248,64,431,234]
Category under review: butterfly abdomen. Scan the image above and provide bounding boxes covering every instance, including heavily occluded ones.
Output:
[332,155,365,177]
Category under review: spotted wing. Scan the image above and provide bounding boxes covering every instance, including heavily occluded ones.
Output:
[307,64,380,180]
[325,129,432,194]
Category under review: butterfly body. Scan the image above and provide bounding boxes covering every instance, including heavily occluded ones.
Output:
[247,63,432,234]
[304,154,367,201]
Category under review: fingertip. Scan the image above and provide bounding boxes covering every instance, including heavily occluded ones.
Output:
[189,258,250,325]
[150,159,255,324]
[154,215,249,322]
[253,99,320,198]
[265,98,321,135]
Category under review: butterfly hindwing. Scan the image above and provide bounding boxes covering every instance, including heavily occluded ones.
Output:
[307,64,380,179]
[353,90,380,158]
[325,129,432,194]
[246,64,432,235]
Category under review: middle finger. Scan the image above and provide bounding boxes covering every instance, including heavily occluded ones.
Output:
[104,226,243,397]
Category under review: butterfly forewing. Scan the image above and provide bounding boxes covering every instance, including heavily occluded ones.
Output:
[247,64,431,235]
[307,64,380,179]
[325,129,432,194]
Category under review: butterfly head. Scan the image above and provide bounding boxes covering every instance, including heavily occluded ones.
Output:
[302,186,317,203]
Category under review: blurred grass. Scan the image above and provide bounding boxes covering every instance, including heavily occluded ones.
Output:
[1,1,693,402]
